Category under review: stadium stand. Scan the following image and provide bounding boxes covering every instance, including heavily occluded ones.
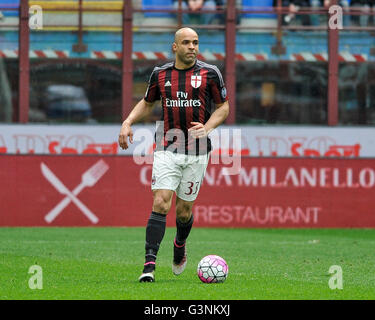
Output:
[0,0,19,17]
[139,0,176,30]
[172,0,225,25]
[240,0,277,32]
[351,0,373,27]
[143,0,174,17]
[310,0,351,26]
[0,0,19,30]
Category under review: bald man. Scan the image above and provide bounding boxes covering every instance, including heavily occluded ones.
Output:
[118,28,229,282]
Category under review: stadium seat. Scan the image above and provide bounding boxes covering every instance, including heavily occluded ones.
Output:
[140,0,176,31]
[240,0,277,33]
[0,0,19,17]
[143,0,174,18]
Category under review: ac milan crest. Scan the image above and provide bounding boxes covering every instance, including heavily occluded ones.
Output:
[191,75,202,88]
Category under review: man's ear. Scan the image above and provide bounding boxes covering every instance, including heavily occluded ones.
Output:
[172,42,177,53]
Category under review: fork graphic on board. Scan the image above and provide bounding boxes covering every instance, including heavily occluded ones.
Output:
[42,160,109,224]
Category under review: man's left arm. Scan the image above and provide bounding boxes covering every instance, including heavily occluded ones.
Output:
[204,101,229,133]
[189,101,229,139]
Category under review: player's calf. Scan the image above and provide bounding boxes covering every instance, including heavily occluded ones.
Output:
[140,211,167,282]
[172,214,194,275]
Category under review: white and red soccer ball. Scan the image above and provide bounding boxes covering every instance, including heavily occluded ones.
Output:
[197,255,228,283]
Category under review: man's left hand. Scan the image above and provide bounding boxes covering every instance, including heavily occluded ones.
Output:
[188,121,209,139]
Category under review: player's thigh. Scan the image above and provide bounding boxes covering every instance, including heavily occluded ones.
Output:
[151,151,182,192]
[176,154,209,202]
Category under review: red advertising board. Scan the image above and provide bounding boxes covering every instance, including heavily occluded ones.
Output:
[1,155,374,227]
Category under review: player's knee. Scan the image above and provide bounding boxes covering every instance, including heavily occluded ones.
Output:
[152,195,171,214]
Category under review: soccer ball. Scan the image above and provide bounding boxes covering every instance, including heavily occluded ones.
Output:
[197,255,228,283]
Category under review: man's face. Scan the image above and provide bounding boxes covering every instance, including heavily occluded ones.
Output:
[188,0,204,11]
[173,31,199,66]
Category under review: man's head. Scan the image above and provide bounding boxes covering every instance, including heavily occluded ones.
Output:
[187,0,204,11]
[172,27,199,69]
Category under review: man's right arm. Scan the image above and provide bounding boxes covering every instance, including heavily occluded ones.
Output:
[119,66,160,150]
[118,99,155,150]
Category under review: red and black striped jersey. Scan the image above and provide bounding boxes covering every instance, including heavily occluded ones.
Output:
[144,60,228,155]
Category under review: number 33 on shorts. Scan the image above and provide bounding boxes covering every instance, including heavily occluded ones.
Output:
[185,181,200,196]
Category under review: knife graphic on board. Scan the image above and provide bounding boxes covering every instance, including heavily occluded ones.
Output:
[40,162,99,224]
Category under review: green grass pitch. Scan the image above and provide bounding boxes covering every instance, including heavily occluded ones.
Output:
[0,227,374,300]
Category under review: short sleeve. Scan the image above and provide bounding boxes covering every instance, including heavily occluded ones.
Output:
[208,66,228,105]
[144,67,160,103]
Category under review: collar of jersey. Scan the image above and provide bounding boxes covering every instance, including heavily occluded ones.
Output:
[173,60,197,71]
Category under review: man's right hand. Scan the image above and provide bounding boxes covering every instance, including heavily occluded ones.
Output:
[118,121,133,150]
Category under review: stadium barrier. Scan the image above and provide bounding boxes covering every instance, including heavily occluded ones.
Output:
[0,124,373,157]
[1,154,374,228]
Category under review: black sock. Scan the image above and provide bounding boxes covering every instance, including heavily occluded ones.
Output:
[144,211,166,272]
[175,214,194,247]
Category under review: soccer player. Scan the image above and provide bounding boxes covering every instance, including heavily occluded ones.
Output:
[118,27,229,282]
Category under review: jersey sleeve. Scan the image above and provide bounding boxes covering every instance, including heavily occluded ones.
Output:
[144,67,160,103]
[208,66,228,105]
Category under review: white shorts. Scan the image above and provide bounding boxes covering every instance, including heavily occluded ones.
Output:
[151,150,210,202]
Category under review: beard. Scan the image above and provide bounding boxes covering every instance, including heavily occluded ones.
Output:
[177,51,197,65]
